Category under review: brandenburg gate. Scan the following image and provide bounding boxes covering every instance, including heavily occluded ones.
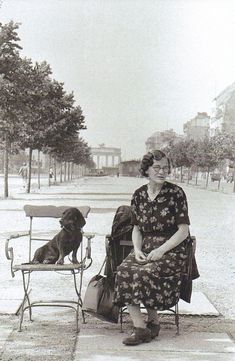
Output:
[91,144,121,169]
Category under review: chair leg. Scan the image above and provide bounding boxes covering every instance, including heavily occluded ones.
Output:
[175,303,179,335]
[72,270,83,333]
[19,271,32,331]
[120,308,124,333]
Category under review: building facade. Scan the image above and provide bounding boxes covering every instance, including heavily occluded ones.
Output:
[91,144,121,169]
[212,82,235,136]
[145,129,181,152]
[119,160,140,177]
[183,112,210,140]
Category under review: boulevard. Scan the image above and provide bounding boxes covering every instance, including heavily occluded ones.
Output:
[0,175,234,361]
[0,175,234,318]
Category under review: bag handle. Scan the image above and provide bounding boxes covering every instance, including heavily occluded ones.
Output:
[98,256,107,275]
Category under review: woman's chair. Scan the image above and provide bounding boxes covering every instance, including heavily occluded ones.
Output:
[5,204,95,333]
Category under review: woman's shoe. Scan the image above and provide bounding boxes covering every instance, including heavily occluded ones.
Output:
[122,327,152,346]
[146,321,160,339]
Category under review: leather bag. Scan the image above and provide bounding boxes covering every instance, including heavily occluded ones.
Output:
[82,259,120,323]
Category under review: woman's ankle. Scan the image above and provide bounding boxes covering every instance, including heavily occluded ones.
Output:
[146,308,159,325]
[133,319,146,329]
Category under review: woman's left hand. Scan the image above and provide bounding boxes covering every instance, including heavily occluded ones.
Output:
[146,248,165,262]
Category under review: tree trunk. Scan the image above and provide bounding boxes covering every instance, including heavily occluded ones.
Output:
[187,168,190,184]
[64,162,67,182]
[67,162,70,181]
[71,163,74,180]
[180,166,183,182]
[60,162,63,183]
[69,162,71,180]
[37,150,41,190]
[206,167,210,188]
[3,136,9,198]
[54,159,57,182]
[233,167,235,193]
[195,166,198,185]
[48,154,51,186]
[26,147,32,194]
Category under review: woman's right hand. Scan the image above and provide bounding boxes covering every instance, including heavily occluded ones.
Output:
[134,249,147,263]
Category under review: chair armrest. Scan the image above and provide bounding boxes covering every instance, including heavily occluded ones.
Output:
[5,232,30,278]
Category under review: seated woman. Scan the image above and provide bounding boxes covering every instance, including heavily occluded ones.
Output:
[113,150,191,346]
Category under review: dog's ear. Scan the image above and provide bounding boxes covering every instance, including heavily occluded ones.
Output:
[75,209,86,228]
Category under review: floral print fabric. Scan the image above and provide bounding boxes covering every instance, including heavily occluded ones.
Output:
[113,181,190,310]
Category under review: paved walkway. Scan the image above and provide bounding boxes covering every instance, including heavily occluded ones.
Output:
[76,327,235,361]
[0,312,234,361]
[0,176,234,360]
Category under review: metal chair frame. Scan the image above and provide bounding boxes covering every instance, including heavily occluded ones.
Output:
[5,204,95,333]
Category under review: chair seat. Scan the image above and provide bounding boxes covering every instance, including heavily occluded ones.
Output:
[13,262,83,272]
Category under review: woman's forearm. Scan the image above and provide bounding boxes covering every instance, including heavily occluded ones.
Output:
[160,224,189,254]
[132,225,143,251]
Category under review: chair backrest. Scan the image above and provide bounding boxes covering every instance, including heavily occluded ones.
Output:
[23,205,90,219]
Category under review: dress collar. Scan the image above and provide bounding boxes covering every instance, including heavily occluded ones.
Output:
[145,181,168,201]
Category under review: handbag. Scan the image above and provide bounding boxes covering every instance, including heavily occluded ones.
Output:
[82,258,120,323]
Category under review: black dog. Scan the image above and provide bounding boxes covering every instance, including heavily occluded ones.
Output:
[32,208,86,265]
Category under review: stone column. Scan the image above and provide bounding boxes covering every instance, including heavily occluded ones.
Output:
[106,155,109,167]
[112,156,115,167]
[97,155,100,169]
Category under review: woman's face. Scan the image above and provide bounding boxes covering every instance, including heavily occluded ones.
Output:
[146,158,169,184]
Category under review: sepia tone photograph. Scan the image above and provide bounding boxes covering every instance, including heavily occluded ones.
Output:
[0,0,235,360]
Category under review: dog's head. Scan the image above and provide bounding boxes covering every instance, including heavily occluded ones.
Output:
[60,207,86,231]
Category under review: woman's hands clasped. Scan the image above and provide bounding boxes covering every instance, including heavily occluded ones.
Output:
[146,248,165,262]
[134,249,148,264]
[135,248,165,264]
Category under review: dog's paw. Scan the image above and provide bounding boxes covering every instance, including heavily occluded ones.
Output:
[32,260,40,264]
[72,258,79,264]
[56,259,64,265]
[43,260,51,264]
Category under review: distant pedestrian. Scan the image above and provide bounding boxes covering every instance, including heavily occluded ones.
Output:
[116,171,119,177]
[18,162,28,188]
[49,168,54,179]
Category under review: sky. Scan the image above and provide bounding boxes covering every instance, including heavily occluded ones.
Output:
[1,0,235,160]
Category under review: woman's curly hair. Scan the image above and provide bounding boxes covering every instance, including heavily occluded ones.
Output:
[139,150,171,177]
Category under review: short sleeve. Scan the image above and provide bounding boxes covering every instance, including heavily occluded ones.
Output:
[174,187,190,225]
[130,192,139,226]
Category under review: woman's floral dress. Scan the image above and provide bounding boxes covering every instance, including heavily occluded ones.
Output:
[113,181,190,310]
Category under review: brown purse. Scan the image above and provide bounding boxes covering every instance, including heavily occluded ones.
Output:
[82,258,120,323]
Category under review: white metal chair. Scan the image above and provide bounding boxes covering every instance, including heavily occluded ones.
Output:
[5,204,95,332]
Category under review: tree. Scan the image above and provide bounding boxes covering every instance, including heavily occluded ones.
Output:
[47,135,92,181]
[0,21,88,196]
[163,139,193,182]
[0,21,25,197]
[212,132,235,191]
